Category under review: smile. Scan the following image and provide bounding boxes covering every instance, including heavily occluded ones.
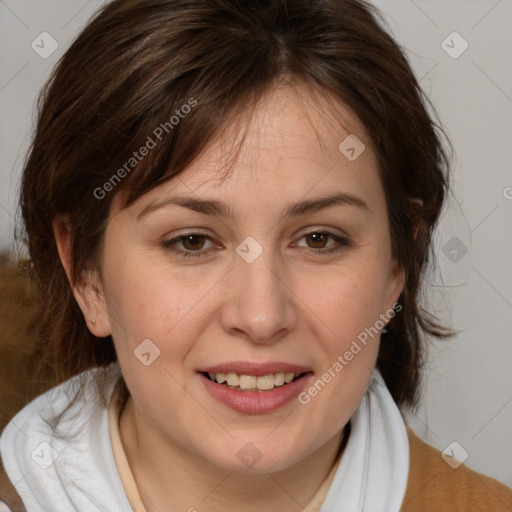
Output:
[204,371,304,391]
[197,362,314,413]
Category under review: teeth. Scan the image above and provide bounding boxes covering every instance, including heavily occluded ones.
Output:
[284,372,294,384]
[239,375,257,390]
[256,375,275,391]
[207,371,301,390]
[226,373,239,387]
[274,373,285,386]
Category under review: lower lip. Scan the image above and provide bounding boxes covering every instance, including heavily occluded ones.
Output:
[198,372,313,414]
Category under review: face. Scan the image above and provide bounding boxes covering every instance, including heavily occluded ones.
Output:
[77,84,404,473]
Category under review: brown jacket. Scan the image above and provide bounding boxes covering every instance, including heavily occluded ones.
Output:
[401,426,512,511]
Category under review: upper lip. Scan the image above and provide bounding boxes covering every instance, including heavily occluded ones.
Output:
[198,362,313,376]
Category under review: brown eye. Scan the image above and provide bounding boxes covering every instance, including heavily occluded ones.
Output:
[305,232,329,249]
[181,234,207,251]
[162,232,216,258]
[294,231,351,257]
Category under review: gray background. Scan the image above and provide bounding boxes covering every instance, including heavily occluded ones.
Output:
[1,0,511,487]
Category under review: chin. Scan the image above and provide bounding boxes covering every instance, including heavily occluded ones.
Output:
[200,437,305,474]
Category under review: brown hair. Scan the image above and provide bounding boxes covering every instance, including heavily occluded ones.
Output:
[17,0,453,412]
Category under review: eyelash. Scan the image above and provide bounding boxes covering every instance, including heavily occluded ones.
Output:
[161,230,350,259]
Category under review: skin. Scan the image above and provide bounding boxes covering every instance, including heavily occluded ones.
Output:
[53,83,405,511]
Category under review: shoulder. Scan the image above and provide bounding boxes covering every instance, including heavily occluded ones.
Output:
[401,425,512,511]
[0,364,122,511]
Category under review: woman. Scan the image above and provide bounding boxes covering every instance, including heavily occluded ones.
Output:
[1,0,511,510]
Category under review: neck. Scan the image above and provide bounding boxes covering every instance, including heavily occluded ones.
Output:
[119,396,349,512]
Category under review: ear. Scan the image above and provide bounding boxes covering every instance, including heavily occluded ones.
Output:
[52,213,111,337]
[383,258,405,315]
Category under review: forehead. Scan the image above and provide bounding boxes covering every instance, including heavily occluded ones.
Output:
[197,83,372,174]
[115,83,383,216]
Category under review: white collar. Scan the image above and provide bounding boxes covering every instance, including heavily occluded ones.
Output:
[0,364,131,512]
[319,369,409,511]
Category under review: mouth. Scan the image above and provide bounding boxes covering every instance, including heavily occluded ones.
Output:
[196,362,314,414]
[201,371,310,392]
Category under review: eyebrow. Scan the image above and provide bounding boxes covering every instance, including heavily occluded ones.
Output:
[137,192,371,222]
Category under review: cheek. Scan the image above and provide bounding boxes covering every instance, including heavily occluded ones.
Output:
[296,267,385,425]
[300,259,390,342]
[101,248,203,359]
[293,255,389,414]
[102,254,204,422]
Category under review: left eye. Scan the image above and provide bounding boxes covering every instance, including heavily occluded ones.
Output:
[161,232,215,258]
[294,232,347,251]
[162,231,350,258]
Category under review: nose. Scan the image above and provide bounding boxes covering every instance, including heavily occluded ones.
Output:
[219,242,297,345]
